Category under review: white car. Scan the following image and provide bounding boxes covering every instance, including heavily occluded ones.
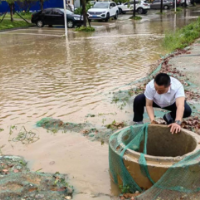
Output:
[87,1,119,22]
[180,0,191,6]
[118,0,150,14]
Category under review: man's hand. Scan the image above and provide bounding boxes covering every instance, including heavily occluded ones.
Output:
[168,123,181,134]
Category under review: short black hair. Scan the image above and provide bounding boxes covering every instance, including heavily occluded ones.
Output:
[154,73,170,87]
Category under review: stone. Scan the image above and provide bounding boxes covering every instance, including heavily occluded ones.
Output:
[35,194,45,199]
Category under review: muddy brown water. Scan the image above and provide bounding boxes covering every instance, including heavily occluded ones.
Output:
[0,7,199,199]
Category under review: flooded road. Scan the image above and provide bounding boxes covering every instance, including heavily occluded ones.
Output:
[0,7,199,199]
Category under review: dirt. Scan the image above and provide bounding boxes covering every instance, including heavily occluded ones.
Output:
[0,156,73,200]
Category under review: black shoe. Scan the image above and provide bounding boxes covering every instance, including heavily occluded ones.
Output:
[163,113,174,125]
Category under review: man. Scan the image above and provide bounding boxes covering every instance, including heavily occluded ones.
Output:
[133,73,192,134]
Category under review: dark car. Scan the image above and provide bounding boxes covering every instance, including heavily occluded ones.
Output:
[149,0,172,9]
[31,8,83,28]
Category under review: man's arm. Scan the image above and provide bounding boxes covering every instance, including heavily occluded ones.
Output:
[169,97,185,134]
[146,98,155,122]
[175,97,185,121]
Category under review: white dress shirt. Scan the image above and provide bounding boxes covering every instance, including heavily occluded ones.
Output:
[144,77,185,108]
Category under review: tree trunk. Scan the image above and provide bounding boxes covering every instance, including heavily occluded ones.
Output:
[160,0,163,13]
[80,0,87,27]
[40,0,44,11]
[133,0,136,17]
[9,4,14,22]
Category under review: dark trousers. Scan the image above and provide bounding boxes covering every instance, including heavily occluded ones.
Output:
[133,93,192,122]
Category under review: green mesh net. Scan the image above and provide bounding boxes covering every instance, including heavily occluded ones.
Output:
[109,124,200,199]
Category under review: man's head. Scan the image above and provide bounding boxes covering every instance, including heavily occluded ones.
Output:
[154,73,171,94]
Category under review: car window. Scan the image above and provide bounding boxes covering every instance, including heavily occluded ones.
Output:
[93,2,109,8]
[52,9,63,15]
[43,9,52,14]
[59,9,73,15]
[113,2,116,6]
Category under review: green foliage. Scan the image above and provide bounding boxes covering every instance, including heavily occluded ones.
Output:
[119,184,131,194]
[6,12,32,20]
[0,19,32,30]
[130,16,142,20]
[163,17,200,51]
[74,3,93,15]
[75,26,95,32]
[176,7,182,12]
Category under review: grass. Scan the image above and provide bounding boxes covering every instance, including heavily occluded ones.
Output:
[130,16,142,20]
[176,7,183,12]
[5,12,32,20]
[0,19,32,30]
[163,17,200,51]
[75,26,95,32]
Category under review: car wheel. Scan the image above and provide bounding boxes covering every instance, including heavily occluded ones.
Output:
[137,8,144,14]
[114,11,118,19]
[36,20,44,27]
[105,13,110,22]
[67,20,74,28]
[48,25,53,27]
[164,5,169,9]
[119,8,123,14]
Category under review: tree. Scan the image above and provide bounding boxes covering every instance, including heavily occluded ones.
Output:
[160,0,163,13]
[16,0,37,12]
[5,0,17,21]
[80,0,87,26]
[39,0,46,11]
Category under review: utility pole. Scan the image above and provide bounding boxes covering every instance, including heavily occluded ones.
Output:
[63,0,68,36]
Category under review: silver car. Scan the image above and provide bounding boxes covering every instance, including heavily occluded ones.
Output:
[149,0,172,9]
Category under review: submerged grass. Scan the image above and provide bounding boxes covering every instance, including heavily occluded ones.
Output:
[75,26,95,32]
[130,16,142,20]
[0,19,32,30]
[163,17,200,51]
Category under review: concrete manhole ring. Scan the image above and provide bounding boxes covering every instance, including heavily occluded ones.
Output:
[109,124,200,190]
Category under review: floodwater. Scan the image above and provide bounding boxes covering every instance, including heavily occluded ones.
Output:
[0,7,199,199]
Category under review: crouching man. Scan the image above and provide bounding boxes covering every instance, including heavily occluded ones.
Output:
[133,73,192,134]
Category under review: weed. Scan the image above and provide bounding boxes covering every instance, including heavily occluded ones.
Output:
[163,17,200,51]
[75,26,95,32]
[119,184,131,194]
[130,16,142,20]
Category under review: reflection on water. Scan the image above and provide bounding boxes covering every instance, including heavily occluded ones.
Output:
[0,7,199,199]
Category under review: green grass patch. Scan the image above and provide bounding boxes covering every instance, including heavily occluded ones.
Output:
[174,7,183,13]
[5,12,32,20]
[0,19,32,31]
[130,15,142,20]
[163,17,200,51]
[75,26,95,32]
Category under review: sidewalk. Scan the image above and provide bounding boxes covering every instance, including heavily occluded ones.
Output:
[169,38,200,93]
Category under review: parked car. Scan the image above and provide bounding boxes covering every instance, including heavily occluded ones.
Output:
[149,0,172,9]
[167,0,181,6]
[118,0,150,14]
[87,2,119,22]
[180,0,191,6]
[31,8,84,28]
